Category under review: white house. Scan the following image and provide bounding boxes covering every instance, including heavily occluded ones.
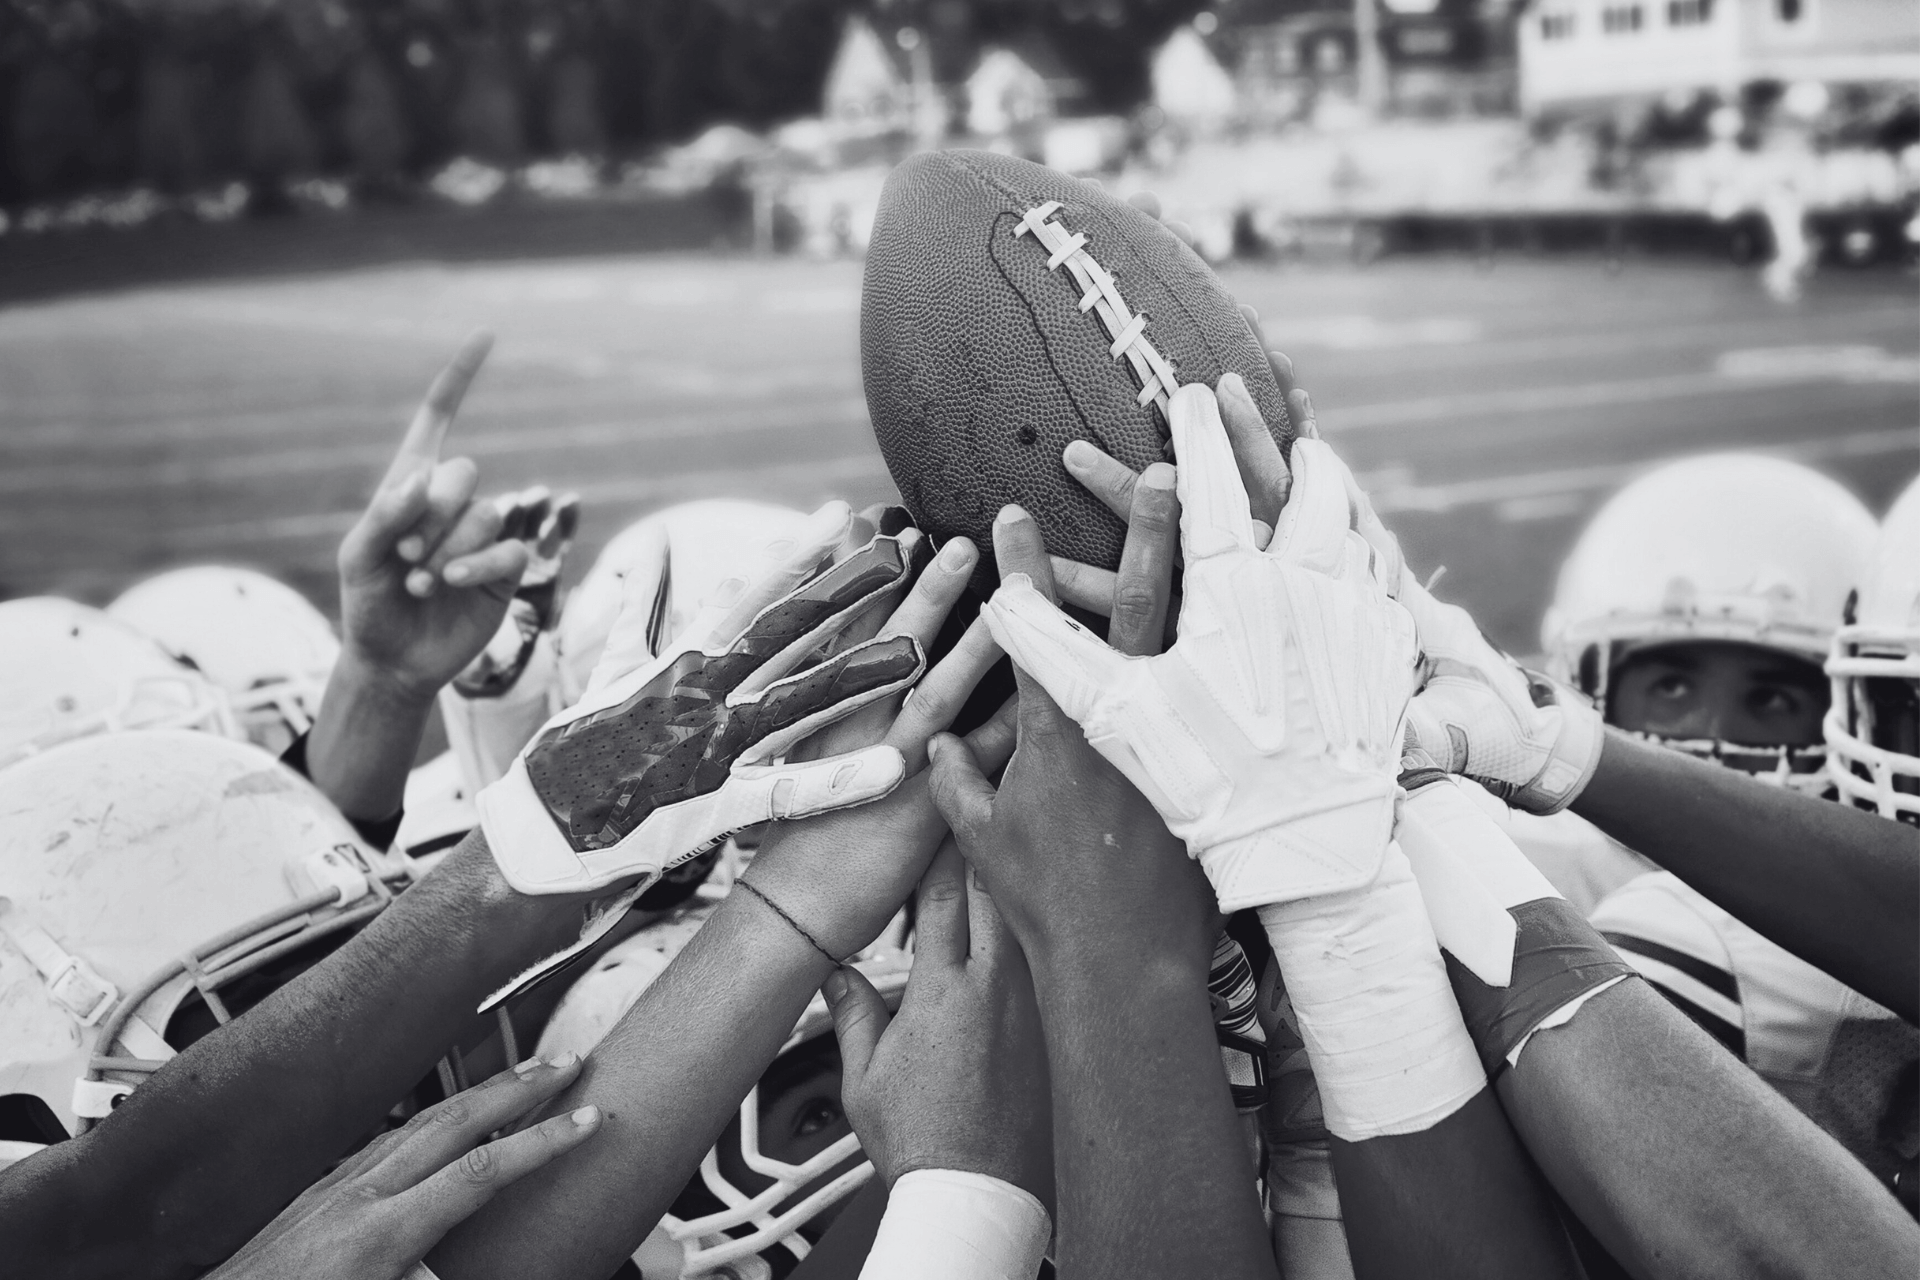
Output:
[824,18,912,130]
[1519,0,1920,109]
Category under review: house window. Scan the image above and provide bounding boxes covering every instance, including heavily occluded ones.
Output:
[1667,0,1713,23]
[1540,11,1576,37]
[1602,4,1644,32]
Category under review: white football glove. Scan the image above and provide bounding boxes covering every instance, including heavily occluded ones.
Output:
[479,501,922,897]
[980,398,1418,912]
[981,385,1484,1139]
[1399,580,1603,816]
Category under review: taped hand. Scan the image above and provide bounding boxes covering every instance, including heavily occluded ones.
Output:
[979,383,1419,913]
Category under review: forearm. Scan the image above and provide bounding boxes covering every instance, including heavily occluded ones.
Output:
[430,885,837,1280]
[306,648,437,825]
[1257,847,1579,1280]
[1574,729,1919,1019]
[1502,977,1920,1278]
[1031,945,1275,1280]
[0,833,584,1280]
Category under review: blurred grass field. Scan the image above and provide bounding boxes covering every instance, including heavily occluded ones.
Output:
[1,238,1913,654]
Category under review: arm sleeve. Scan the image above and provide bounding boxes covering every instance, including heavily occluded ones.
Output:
[857,1169,1051,1280]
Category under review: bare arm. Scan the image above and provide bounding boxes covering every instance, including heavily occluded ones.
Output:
[1501,976,1920,1277]
[1574,729,1920,1021]
[431,878,838,1279]
[306,333,529,826]
[431,538,1008,1280]
[929,500,1276,1280]
[0,833,585,1280]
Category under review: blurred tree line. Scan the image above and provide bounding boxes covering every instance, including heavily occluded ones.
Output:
[0,0,1203,205]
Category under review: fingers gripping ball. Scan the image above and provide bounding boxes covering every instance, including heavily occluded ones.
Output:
[980,387,1419,912]
[480,510,932,897]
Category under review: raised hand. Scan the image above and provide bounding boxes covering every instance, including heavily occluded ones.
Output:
[927,496,1214,965]
[924,488,1273,1280]
[1399,576,1605,816]
[335,333,531,703]
[478,502,933,899]
[205,1056,598,1280]
[823,838,1052,1204]
[985,383,1417,914]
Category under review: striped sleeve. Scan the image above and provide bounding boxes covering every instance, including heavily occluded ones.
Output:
[1590,873,1745,1058]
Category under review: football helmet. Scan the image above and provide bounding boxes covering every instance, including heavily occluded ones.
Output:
[0,731,411,1165]
[1542,454,1877,790]
[0,596,237,770]
[108,566,340,756]
[556,499,816,707]
[537,880,912,1280]
[1826,476,1920,823]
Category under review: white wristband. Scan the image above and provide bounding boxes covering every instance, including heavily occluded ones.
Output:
[859,1168,1052,1280]
[1257,841,1486,1142]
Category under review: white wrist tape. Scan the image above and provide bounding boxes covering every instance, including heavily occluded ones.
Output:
[1257,842,1485,1142]
[859,1169,1052,1280]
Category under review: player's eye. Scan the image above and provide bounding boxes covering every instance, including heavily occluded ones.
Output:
[792,1097,843,1139]
[1748,685,1803,717]
[1649,673,1693,701]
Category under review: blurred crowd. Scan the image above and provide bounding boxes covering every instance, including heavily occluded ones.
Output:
[0,162,1915,1279]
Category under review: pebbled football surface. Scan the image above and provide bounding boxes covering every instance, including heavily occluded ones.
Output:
[862,149,1292,593]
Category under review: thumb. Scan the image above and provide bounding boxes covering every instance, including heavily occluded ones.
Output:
[926,733,997,849]
[822,964,890,1086]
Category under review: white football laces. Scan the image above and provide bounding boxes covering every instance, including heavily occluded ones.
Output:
[1015,202,1181,422]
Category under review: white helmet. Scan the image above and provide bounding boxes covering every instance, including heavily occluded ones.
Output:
[0,597,237,770]
[109,566,340,756]
[0,731,411,1164]
[1826,477,1920,823]
[1543,454,1878,789]
[538,882,912,1279]
[557,500,816,705]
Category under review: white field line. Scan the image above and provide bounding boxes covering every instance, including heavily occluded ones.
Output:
[158,425,1915,551]
[1322,359,1916,434]
[1364,426,1917,515]
[166,453,897,549]
[0,397,874,495]
[9,348,1913,496]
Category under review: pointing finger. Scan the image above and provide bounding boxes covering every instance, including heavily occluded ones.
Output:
[383,331,494,488]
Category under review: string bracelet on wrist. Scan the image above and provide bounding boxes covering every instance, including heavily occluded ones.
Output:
[735,878,842,966]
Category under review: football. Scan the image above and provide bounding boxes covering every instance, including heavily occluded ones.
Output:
[861,148,1293,593]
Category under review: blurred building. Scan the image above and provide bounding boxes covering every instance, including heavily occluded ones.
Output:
[1519,0,1920,109]
[1215,0,1522,121]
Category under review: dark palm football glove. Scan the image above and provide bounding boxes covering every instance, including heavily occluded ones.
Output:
[480,501,926,896]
